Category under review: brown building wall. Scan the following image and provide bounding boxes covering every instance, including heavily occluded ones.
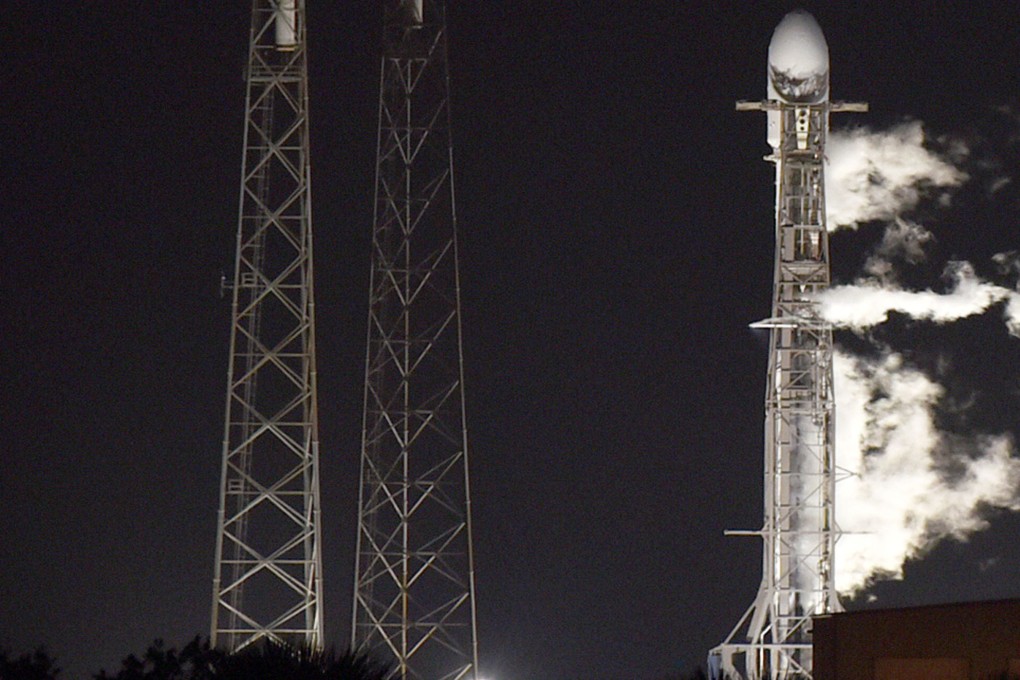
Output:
[813,599,1020,680]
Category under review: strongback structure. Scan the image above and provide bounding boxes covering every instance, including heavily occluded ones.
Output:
[352,2,479,680]
[211,0,323,652]
[710,11,865,680]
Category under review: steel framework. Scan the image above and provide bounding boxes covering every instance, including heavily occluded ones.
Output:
[211,0,323,652]
[712,97,865,680]
[352,2,479,679]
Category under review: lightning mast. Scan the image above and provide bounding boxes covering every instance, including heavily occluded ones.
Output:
[710,11,865,680]
[351,2,479,679]
[211,0,323,652]
[350,2,477,676]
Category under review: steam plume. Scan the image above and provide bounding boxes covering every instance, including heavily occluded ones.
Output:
[817,121,1020,594]
[862,218,931,282]
[826,122,966,229]
[820,262,1013,332]
[834,351,1020,594]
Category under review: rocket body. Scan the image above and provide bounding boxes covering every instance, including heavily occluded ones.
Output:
[766,10,829,147]
[712,10,865,680]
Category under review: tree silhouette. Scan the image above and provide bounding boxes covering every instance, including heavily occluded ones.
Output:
[94,638,215,680]
[0,647,61,680]
[215,641,389,680]
[94,638,389,680]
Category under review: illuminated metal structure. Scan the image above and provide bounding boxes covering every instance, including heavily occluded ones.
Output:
[211,0,323,651]
[352,1,479,679]
[710,11,865,680]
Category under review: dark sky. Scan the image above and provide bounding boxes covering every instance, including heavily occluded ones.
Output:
[3,3,1020,680]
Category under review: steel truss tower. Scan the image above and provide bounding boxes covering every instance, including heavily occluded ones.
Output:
[711,11,865,680]
[352,2,479,679]
[211,0,323,652]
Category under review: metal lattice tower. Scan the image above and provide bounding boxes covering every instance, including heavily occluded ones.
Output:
[352,2,479,679]
[711,11,865,680]
[211,0,323,652]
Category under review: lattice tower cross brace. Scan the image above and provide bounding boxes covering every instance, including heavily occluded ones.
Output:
[352,2,480,680]
[211,0,324,652]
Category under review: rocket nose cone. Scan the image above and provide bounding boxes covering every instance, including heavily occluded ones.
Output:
[768,10,829,103]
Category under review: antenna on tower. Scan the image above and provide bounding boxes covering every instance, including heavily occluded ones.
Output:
[210,0,323,653]
[351,2,480,679]
[710,11,865,680]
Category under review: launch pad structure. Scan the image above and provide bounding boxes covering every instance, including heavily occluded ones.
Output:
[211,0,323,653]
[351,2,480,680]
[201,3,870,679]
[710,11,865,680]
[209,3,478,676]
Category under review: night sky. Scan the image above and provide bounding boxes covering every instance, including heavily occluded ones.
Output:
[4,3,1020,680]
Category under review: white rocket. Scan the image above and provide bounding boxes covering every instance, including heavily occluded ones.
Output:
[713,11,864,680]
[766,10,830,148]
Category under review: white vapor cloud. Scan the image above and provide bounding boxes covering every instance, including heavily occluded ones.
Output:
[863,218,932,282]
[993,251,1020,335]
[816,120,1020,595]
[826,122,967,230]
[1006,293,1020,336]
[833,351,1020,594]
[819,262,1014,332]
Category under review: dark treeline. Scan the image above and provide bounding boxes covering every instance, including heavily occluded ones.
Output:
[0,647,720,680]
[1,639,389,680]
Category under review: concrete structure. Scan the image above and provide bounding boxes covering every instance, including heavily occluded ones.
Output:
[813,600,1020,680]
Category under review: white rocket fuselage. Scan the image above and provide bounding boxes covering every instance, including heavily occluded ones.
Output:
[766,10,829,148]
[711,9,858,680]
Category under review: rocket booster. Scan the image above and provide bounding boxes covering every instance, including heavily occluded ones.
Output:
[714,13,865,677]
[766,10,829,147]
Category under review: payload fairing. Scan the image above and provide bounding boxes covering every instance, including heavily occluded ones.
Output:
[766,10,830,149]
[768,10,829,102]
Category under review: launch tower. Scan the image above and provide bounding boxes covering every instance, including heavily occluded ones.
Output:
[352,2,480,679]
[711,11,865,679]
[211,0,324,651]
